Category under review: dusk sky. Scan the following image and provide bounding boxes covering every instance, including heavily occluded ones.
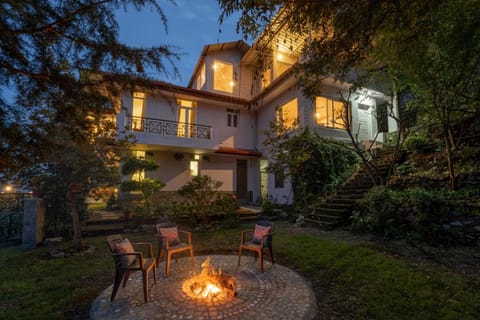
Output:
[116,0,244,86]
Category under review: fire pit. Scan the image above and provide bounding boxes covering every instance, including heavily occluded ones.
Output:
[182,256,236,301]
[91,255,317,319]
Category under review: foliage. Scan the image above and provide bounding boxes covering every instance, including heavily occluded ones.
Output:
[120,156,164,216]
[0,0,179,178]
[351,187,472,243]
[261,197,274,216]
[403,134,438,154]
[219,0,480,190]
[263,125,360,207]
[177,175,224,225]
[16,118,121,239]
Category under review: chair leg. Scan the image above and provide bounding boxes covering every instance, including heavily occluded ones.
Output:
[238,247,242,266]
[156,249,165,266]
[111,270,124,302]
[122,271,131,287]
[166,251,172,277]
[153,263,157,283]
[190,247,194,267]
[258,249,264,272]
[267,246,274,265]
[142,271,149,303]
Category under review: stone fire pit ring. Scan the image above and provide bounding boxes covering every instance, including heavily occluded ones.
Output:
[90,255,317,320]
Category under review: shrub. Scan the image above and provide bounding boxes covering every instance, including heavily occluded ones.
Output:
[352,187,455,244]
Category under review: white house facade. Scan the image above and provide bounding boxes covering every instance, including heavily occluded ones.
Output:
[114,12,398,205]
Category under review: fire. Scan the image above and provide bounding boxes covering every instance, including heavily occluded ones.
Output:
[182,257,236,301]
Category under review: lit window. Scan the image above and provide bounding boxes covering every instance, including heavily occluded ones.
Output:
[190,160,199,176]
[277,98,298,129]
[213,60,233,93]
[132,92,145,131]
[196,63,206,90]
[177,99,197,138]
[273,51,295,79]
[227,108,239,128]
[131,151,145,181]
[315,97,346,129]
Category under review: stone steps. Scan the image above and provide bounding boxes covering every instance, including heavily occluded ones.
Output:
[304,146,400,228]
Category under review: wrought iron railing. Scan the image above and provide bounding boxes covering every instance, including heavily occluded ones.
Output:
[126,116,212,140]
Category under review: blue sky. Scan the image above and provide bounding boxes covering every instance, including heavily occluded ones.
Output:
[116,0,244,86]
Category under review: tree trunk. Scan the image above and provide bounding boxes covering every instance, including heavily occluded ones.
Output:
[69,191,83,251]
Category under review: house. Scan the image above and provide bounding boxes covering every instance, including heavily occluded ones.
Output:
[114,10,398,205]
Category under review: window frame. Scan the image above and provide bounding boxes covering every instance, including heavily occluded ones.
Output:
[226,108,239,128]
[213,59,234,93]
[315,96,349,130]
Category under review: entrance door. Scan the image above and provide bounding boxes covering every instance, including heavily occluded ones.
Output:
[357,104,372,141]
[236,160,248,202]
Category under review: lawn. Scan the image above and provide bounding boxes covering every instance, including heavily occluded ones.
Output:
[1,221,479,319]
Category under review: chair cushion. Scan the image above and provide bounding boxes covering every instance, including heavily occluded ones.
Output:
[159,226,181,246]
[252,224,272,244]
[115,238,136,267]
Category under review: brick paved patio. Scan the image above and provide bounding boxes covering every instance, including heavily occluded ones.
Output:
[90,255,317,319]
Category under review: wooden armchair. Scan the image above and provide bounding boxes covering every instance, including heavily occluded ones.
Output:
[238,221,275,272]
[155,223,194,276]
[105,234,157,303]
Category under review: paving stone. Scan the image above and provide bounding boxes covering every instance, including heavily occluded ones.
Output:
[90,255,317,320]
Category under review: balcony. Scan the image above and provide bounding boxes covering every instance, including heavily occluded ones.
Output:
[126,116,212,140]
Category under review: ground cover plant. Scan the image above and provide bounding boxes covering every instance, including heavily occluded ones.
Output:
[1,222,479,319]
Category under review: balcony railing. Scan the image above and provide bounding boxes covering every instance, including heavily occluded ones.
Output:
[126,116,212,140]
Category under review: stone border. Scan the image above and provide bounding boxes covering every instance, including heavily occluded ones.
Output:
[91,255,317,320]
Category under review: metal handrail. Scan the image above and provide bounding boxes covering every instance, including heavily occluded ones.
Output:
[126,116,212,140]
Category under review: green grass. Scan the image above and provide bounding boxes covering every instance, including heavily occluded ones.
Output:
[1,222,479,319]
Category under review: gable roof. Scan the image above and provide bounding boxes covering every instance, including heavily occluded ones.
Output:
[187,40,250,88]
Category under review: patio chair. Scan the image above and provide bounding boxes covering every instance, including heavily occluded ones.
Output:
[238,220,275,272]
[105,234,157,303]
[155,223,194,276]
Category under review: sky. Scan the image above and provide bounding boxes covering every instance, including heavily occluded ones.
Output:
[115,0,244,86]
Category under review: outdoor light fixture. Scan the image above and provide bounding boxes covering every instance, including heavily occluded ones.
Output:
[229,81,235,87]
[5,185,12,192]
[194,154,200,160]
[276,53,283,61]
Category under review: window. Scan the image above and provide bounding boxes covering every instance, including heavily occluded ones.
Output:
[273,51,295,79]
[227,108,239,127]
[315,97,346,129]
[190,160,199,176]
[274,171,285,189]
[131,151,145,182]
[213,60,234,93]
[196,63,206,90]
[132,92,146,131]
[277,98,298,129]
[177,99,197,138]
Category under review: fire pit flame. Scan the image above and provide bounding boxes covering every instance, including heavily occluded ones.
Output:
[182,257,236,301]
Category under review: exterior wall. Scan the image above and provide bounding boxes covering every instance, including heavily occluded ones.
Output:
[117,92,255,151]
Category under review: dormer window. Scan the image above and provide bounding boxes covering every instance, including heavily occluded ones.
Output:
[213,60,234,93]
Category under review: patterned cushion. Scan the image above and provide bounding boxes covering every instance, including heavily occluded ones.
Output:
[252,224,272,244]
[159,226,181,246]
[115,238,136,267]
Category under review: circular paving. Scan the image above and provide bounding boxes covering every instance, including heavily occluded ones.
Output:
[90,255,317,320]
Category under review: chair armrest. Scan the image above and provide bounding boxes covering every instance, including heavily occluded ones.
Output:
[178,230,192,244]
[112,252,144,268]
[132,242,154,258]
[240,229,253,244]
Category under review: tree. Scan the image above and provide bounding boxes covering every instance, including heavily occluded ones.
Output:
[0,0,179,249]
[0,0,179,176]
[218,0,480,190]
[263,123,359,210]
[120,156,164,216]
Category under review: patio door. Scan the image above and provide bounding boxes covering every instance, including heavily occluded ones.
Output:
[177,99,196,138]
